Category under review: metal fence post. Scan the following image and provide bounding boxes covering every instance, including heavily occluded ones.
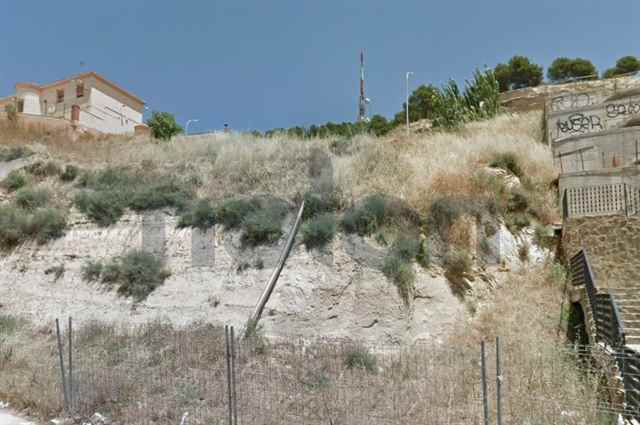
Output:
[481,341,490,425]
[230,326,238,425]
[225,325,233,425]
[68,316,73,413]
[55,318,69,413]
[496,337,502,425]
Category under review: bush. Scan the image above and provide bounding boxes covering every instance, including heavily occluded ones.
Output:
[493,56,543,91]
[128,180,191,211]
[505,212,531,233]
[75,190,127,227]
[547,57,597,83]
[242,205,287,246]
[426,196,485,239]
[390,234,421,261]
[82,261,103,282]
[382,254,415,305]
[147,111,183,140]
[0,146,32,162]
[60,165,80,182]
[2,170,28,192]
[91,250,170,301]
[0,205,67,248]
[5,104,18,126]
[302,191,338,220]
[489,152,524,178]
[15,187,50,210]
[344,345,377,373]
[217,198,259,229]
[178,199,217,230]
[342,194,388,235]
[507,190,529,213]
[302,213,336,249]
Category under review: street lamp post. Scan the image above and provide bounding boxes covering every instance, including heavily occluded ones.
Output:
[185,119,199,135]
[406,72,414,136]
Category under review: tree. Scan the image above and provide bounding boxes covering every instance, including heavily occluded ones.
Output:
[547,57,597,82]
[392,84,439,126]
[146,111,183,140]
[367,115,392,136]
[508,56,543,89]
[603,56,640,78]
[493,56,543,91]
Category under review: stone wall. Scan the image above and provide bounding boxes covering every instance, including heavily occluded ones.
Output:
[563,216,640,288]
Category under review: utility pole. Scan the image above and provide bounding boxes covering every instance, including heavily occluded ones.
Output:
[406,71,414,136]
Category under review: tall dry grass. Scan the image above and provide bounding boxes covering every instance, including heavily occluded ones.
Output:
[0,112,555,220]
[0,263,613,424]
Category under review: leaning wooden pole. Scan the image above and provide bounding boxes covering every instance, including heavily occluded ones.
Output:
[248,200,305,331]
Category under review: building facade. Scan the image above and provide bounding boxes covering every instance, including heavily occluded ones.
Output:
[0,72,145,134]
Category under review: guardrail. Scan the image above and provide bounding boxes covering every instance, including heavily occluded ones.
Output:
[569,249,626,349]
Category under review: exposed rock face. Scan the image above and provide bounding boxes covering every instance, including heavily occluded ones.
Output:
[0,211,473,344]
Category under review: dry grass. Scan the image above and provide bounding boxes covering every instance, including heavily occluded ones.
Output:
[0,112,555,222]
[0,263,612,424]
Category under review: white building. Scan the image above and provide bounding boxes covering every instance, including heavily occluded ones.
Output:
[0,72,145,134]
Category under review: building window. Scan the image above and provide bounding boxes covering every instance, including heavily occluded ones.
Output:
[17,100,24,113]
[76,83,84,98]
[43,100,48,115]
[57,89,64,103]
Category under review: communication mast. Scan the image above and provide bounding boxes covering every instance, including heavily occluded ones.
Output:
[358,49,368,122]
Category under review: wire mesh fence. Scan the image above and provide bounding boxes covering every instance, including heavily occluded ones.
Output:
[50,318,626,425]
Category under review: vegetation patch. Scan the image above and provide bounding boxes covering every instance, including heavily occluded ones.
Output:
[74,167,195,226]
[344,345,377,373]
[15,187,50,210]
[301,191,339,221]
[1,170,28,192]
[342,194,420,236]
[443,248,472,297]
[26,161,61,178]
[60,165,80,182]
[301,213,336,250]
[489,152,524,179]
[81,250,170,302]
[0,146,32,162]
[242,201,288,246]
[0,204,66,249]
[178,199,217,230]
[216,198,260,229]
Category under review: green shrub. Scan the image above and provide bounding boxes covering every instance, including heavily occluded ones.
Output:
[427,196,485,239]
[178,199,217,230]
[75,190,127,227]
[548,57,597,83]
[60,165,80,182]
[27,208,67,243]
[0,205,67,248]
[96,250,170,301]
[242,206,287,246]
[216,199,259,229]
[489,152,523,178]
[518,242,530,263]
[15,187,50,210]
[82,261,103,282]
[2,170,28,192]
[127,180,191,211]
[302,191,338,220]
[0,146,32,162]
[390,234,420,261]
[342,194,387,235]
[493,56,543,91]
[344,345,377,373]
[382,254,415,305]
[505,212,531,233]
[416,240,431,268]
[146,111,183,140]
[302,213,336,249]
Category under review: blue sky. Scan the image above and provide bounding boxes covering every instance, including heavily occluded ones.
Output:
[1,0,638,132]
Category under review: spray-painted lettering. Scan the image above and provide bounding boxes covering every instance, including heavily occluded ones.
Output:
[605,100,640,119]
[556,113,604,137]
[550,93,592,112]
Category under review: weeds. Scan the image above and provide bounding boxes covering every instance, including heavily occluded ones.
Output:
[15,187,50,210]
[216,198,259,229]
[2,170,28,192]
[489,152,524,179]
[443,248,472,296]
[242,203,287,246]
[0,146,32,162]
[177,199,217,230]
[0,205,66,248]
[302,213,337,250]
[82,250,170,302]
[60,164,80,182]
[344,344,377,373]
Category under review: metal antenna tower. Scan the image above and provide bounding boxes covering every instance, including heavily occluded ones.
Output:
[358,49,368,122]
